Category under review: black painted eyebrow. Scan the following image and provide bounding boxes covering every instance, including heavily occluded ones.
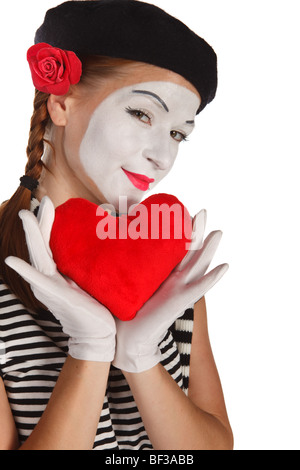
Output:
[186,120,195,125]
[131,90,169,112]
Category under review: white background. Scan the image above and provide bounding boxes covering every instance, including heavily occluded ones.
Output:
[0,0,299,450]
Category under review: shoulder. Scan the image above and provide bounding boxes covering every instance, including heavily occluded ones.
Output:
[0,279,29,319]
[0,279,37,365]
[0,279,23,320]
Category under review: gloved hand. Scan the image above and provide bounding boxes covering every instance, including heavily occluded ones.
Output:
[113,209,228,373]
[5,196,116,363]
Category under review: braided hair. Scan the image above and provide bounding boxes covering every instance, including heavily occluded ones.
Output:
[0,90,50,311]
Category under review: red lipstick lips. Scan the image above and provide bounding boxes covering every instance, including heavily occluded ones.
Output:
[122,168,155,191]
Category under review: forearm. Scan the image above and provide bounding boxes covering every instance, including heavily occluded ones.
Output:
[124,363,233,450]
[20,356,110,450]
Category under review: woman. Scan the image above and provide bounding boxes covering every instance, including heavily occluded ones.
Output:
[0,0,233,450]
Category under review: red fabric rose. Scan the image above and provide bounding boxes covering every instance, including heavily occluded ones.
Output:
[27,43,82,95]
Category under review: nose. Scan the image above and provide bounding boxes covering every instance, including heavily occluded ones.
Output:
[142,132,177,171]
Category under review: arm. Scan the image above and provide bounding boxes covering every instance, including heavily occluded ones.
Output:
[0,359,110,451]
[123,297,233,450]
[20,357,110,450]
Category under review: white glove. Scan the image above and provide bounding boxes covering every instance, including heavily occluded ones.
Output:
[5,196,116,363]
[113,209,228,373]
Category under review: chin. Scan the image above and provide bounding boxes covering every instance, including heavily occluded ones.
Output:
[105,192,146,214]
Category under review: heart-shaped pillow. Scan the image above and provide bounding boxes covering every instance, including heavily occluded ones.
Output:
[50,193,192,321]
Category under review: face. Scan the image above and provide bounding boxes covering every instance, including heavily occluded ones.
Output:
[55,65,201,210]
[78,80,200,209]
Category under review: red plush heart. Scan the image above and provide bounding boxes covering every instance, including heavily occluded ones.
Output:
[50,194,192,321]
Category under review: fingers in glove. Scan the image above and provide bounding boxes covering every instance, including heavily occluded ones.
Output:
[6,256,74,308]
[187,263,229,302]
[192,208,207,242]
[5,256,54,292]
[37,196,55,257]
[178,209,207,271]
[184,230,223,284]
[19,210,56,276]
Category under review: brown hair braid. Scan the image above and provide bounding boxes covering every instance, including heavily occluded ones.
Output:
[0,90,51,311]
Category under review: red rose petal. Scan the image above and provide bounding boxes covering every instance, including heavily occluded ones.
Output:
[27,43,82,95]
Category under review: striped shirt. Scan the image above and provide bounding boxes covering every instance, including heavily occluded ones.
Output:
[0,279,194,449]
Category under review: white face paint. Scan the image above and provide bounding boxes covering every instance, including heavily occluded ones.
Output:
[79,81,200,209]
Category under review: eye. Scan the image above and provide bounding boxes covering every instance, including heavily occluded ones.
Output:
[125,107,152,125]
[170,130,188,143]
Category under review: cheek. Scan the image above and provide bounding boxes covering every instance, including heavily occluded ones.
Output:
[80,115,145,167]
[79,118,108,172]
[100,122,138,158]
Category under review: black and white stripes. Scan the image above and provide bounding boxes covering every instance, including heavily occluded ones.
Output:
[171,308,194,394]
[0,280,194,449]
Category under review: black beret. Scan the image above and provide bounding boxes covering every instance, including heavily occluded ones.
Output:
[35,0,217,112]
